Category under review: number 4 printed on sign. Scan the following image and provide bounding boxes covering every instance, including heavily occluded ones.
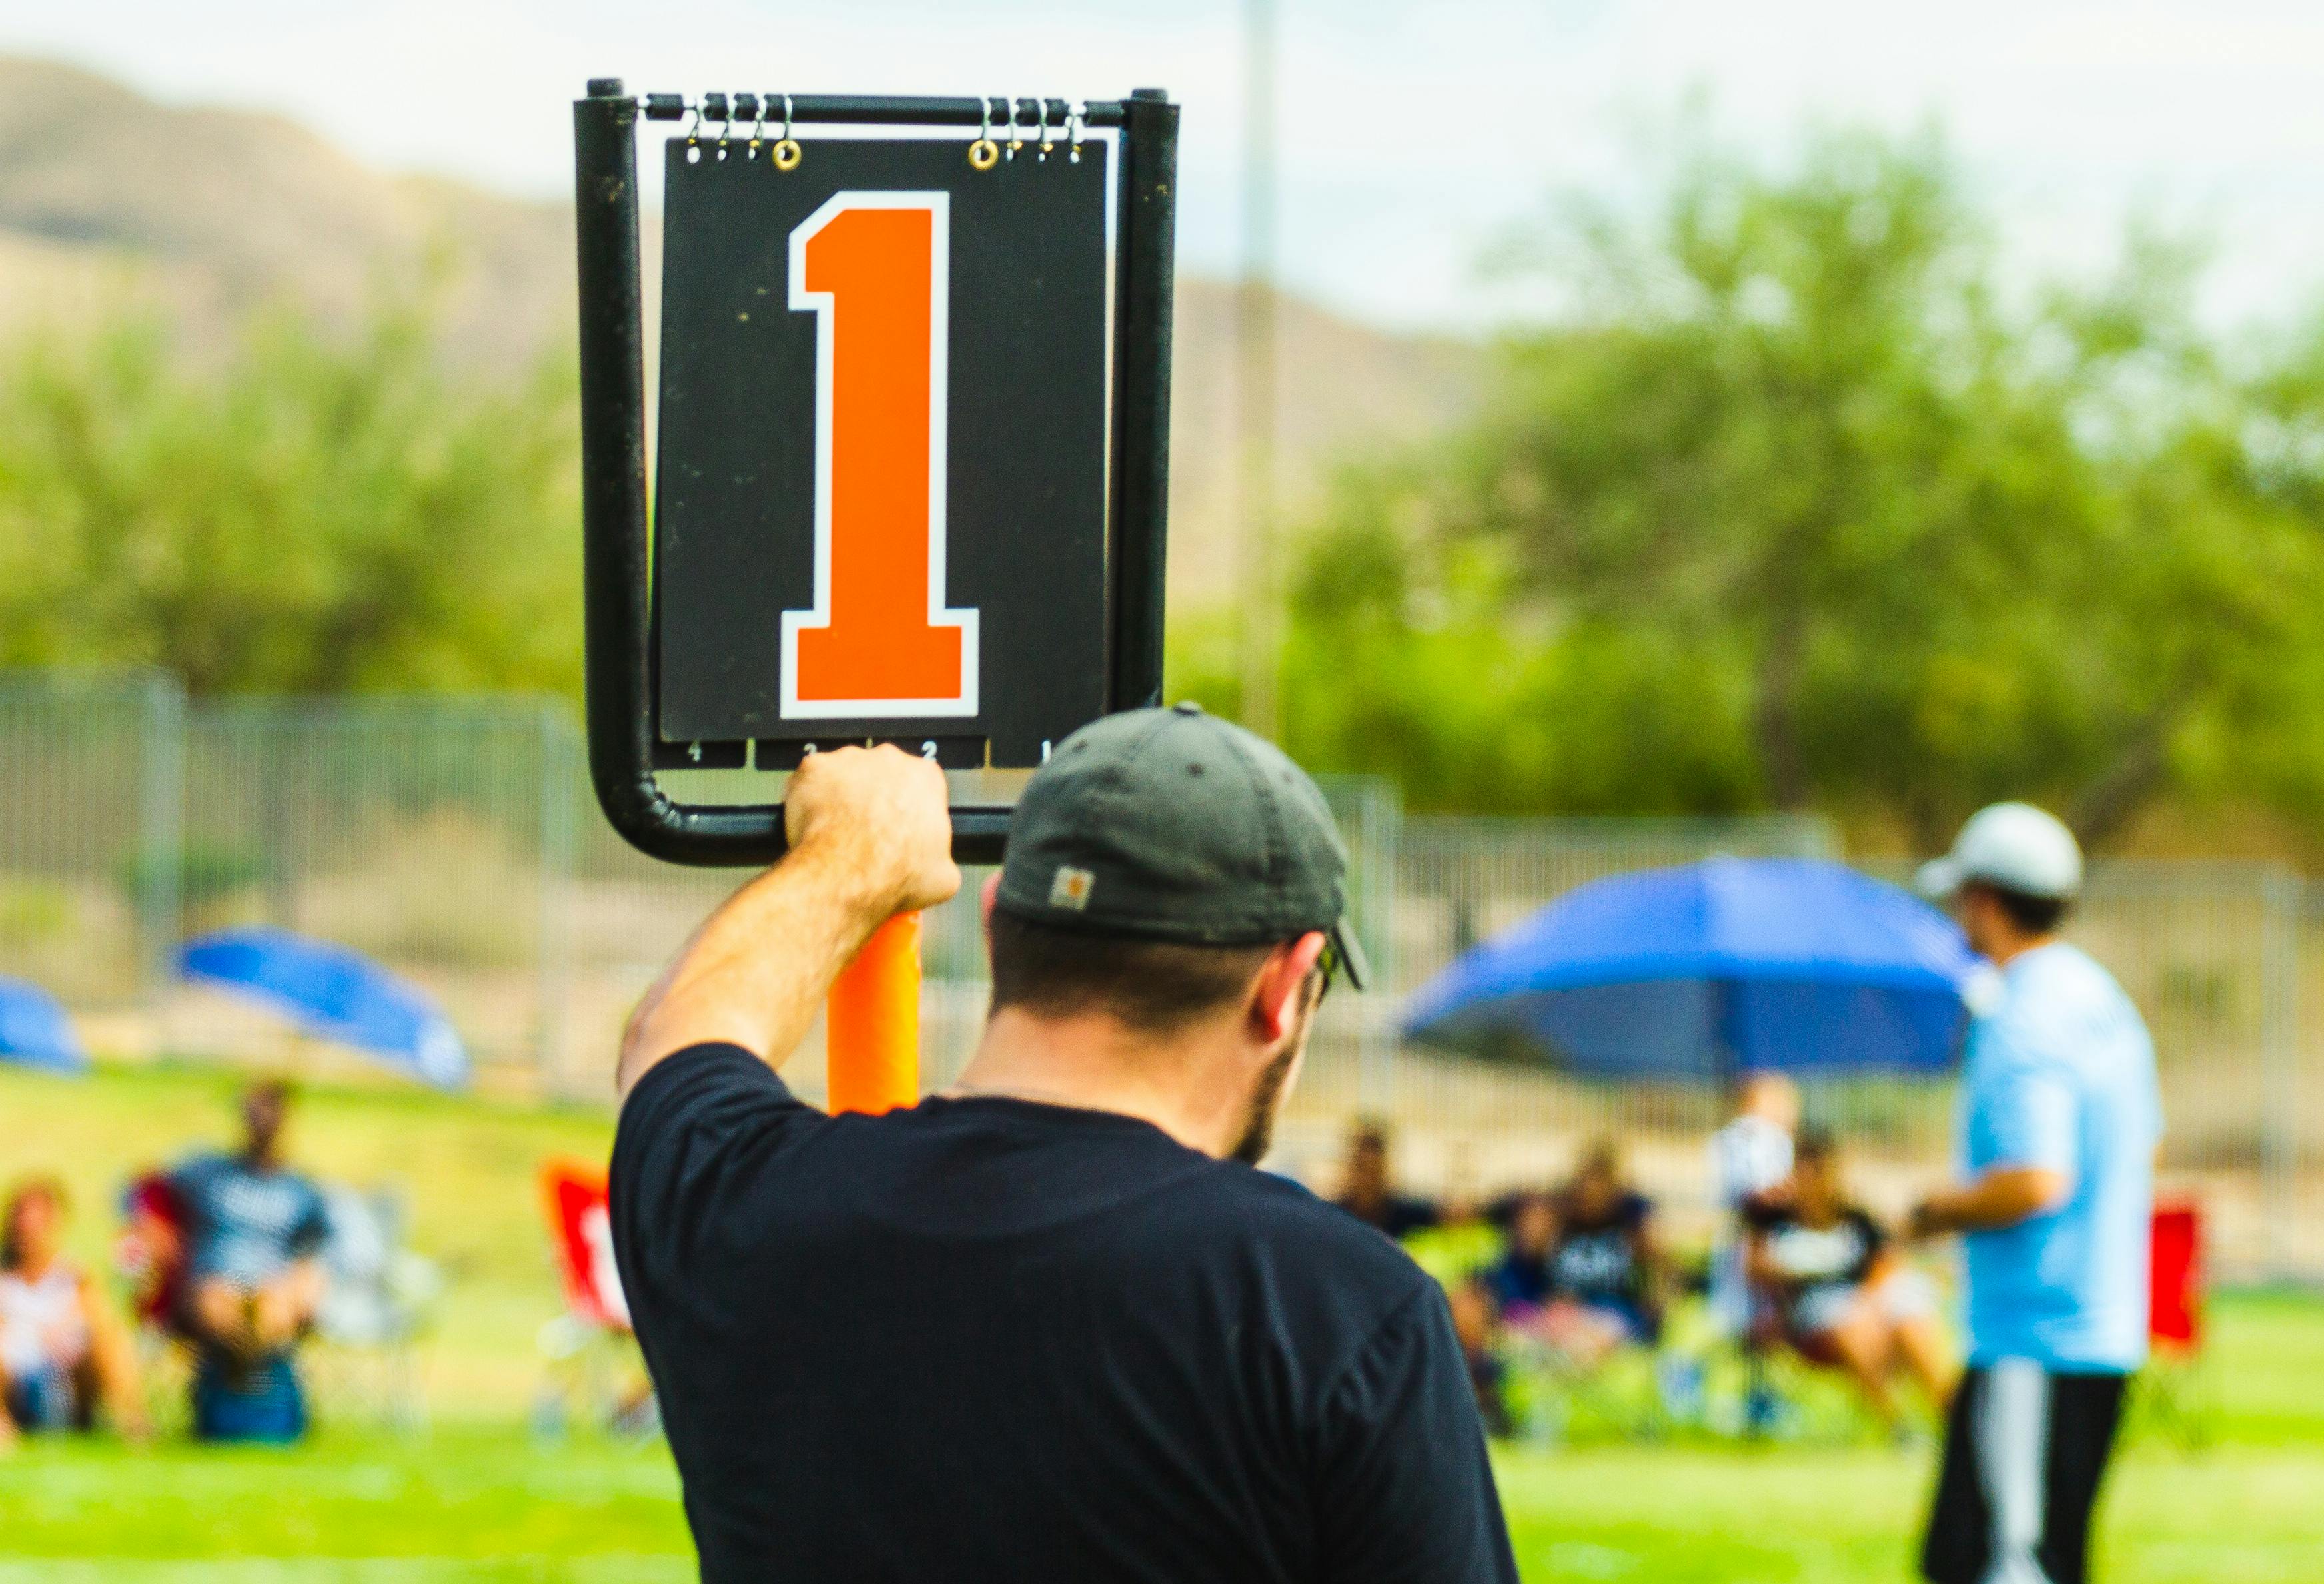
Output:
[780,191,981,719]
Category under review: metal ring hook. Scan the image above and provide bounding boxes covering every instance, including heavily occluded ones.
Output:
[772,94,802,171]
[684,101,704,163]
[748,96,766,159]
[1035,97,1056,161]
[1068,101,1087,163]
[969,95,1000,171]
[1006,94,1026,159]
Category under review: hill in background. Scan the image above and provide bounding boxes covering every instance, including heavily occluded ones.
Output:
[0,56,1480,613]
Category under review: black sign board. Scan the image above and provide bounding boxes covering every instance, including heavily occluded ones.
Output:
[654,139,1109,769]
[572,86,1179,865]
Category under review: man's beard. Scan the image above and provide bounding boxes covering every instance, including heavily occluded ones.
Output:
[1231,1001,1313,1165]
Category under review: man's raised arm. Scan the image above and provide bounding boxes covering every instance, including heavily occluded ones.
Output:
[615,745,961,1101]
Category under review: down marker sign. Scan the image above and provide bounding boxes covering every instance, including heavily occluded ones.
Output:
[575,84,1179,865]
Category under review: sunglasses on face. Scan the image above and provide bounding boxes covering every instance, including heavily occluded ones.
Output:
[1315,933,1343,1005]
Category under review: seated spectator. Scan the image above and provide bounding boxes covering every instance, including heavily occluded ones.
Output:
[1537,1142,1665,1367]
[1745,1129,1953,1433]
[1331,1121,1441,1242]
[166,1080,330,1442]
[1445,1277,1511,1439]
[1479,1192,1557,1323]
[0,1176,148,1447]
[1462,1193,1561,1430]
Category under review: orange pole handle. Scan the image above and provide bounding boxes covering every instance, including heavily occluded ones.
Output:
[826,911,921,1115]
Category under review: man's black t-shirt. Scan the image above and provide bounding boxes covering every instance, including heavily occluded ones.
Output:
[610,1044,1517,1584]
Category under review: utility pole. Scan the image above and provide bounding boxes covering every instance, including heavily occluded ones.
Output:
[1239,0,1281,739]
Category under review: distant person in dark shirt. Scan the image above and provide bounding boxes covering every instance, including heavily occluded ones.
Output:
[1539,1141,1664,1366]
[1452,1192,1559,1433]
[1746,1130,1952,1431]
[1445,1272,1512,1439]
[1479,1192,1556,1320]
[1332,1122,1442,1242]
[167,1080,329,1440]
[612,718,1516,1583]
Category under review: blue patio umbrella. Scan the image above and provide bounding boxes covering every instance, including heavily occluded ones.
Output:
[0,977,87,1074]
[177,927,468,1090]
[1402,857,1982,1082]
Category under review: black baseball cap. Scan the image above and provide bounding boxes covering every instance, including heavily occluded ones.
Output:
[995,703,1371,990]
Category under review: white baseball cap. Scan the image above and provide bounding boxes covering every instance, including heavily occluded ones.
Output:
[1916,801,2083,901]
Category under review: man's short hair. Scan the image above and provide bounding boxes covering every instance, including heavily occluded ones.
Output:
[988,909,1275,1035]
[1974,880,2070,936]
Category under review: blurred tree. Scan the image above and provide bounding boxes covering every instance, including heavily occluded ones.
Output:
[1229,128,2324,846]
[0,299,580,697]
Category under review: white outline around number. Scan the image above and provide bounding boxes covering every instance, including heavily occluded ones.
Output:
[779,190,981,720]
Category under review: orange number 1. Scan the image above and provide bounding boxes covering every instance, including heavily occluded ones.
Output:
[780,192,979,718]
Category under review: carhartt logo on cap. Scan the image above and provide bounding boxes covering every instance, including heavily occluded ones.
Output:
[1049,865,1096,911]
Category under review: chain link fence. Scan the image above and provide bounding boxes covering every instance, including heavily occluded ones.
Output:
[562,770,1408,1115]
[170,698,581,1080]
[0,673,180,1033]
[2071,865,2313,1281]
[2,670,2317,1278]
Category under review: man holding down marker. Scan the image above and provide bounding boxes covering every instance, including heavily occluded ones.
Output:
[610,703,1517,1583]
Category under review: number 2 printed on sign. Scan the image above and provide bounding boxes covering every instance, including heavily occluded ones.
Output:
[780,191,980,719]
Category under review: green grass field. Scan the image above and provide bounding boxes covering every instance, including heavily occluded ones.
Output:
[3,1062,2319,1581]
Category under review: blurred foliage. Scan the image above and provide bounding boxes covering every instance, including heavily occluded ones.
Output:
[0,297,581,697]
[1181,127,2324,846]
[0,880,72,947]
[7,136,2323,847]
[115,843,271,911]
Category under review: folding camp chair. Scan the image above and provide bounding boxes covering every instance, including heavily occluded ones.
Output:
[1513,1342,1682,1445]
[1694,1319,1873,1445]
[308,1186,443,1433]
[1491,1296,1690,1447]
[535,1158,654,1435]
[116,1171,195,1436]
[2136,1200,2211,1449]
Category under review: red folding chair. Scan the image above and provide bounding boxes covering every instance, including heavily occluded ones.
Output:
[540,1160,630,1333]
[535,1159,649,1433]
[2139,1200,2210,1448]
[119,1172,191,1334]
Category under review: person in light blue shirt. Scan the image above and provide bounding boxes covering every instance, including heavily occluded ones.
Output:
[1946,945,2161,1370]
[1909,803,2161,1584]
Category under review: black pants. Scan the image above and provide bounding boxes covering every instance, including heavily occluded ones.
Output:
[1922,1362,2129,1584]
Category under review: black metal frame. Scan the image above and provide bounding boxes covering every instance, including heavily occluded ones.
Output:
[572,80,1177,867]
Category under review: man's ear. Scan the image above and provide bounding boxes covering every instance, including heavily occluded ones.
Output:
[980,872,1002,955]
[1249,931,1327,1044]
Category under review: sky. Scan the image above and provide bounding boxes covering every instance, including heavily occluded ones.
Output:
[13,0,2324,332]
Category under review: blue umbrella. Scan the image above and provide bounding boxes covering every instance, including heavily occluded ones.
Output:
[1402,857,1981,1081]
[177,927,469,1090]
[0,977,87,1074]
